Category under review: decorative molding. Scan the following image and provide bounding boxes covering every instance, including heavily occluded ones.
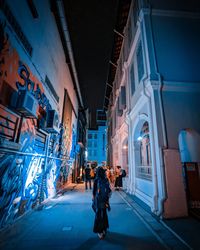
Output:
[135,188,152,207]
[127,25,141,67]
[118,121,128,135]
[151,80,200,93]
[142,8,200,19]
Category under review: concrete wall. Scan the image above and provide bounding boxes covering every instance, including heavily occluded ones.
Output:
[163,90,200,149]
[6,0,79,113]
[152,14,200,82]
[163,149,188,218]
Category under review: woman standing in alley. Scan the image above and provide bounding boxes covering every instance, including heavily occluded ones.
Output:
[92,167,112,239]
[114,165,123,190]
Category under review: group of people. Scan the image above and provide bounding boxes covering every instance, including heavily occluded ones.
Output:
[83,164,126,240]
[106,165,126,190]
[83,164,126,191]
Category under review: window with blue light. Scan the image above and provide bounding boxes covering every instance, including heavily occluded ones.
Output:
[136,121,152,181]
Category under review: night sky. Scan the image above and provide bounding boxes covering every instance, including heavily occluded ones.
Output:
[64,0,119,127]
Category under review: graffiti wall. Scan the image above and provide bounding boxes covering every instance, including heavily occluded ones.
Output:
[0,18,72,229]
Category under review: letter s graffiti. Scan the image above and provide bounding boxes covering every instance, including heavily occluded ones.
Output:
[16,63,29,90]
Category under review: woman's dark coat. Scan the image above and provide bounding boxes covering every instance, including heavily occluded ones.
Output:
[92,175,111,233]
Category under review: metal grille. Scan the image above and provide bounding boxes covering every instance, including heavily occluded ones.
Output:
[34,129,46,153]
[48,137,55,155]
[136,165,152,181]
[0,105,19,141]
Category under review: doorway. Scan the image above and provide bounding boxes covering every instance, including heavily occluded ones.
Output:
[183,162,200,219]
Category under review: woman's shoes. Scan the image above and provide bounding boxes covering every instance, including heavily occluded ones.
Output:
[98,230,107,239]
[98,233,104,239]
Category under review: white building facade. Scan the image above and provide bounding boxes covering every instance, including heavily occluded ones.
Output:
[106,0,200,218]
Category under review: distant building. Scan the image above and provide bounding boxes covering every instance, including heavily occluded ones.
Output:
[87,126,107,166]
[96,109,106,126]
[86,110,107,165]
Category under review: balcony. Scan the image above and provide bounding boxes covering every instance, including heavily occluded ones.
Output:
[136,165,152,181]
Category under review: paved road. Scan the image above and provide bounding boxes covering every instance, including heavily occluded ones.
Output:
[0,184,190,250]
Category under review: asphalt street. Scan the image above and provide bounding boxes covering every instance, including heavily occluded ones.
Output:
[0,183,193,250]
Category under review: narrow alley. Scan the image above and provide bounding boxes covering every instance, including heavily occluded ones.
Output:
[0,184,193,250]
[1,1,200,249]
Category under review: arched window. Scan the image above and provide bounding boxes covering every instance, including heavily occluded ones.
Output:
[134,121,152,180]
[139,122,151,166]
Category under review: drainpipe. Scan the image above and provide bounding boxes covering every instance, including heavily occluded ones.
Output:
[56,0,83,108]
[148,5,168,218]
[139,6,167,217]
[124,62,134,194]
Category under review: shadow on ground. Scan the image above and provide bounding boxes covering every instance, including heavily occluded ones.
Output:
[74,231,165,250]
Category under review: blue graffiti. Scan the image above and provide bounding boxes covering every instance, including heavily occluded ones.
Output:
[16,63,52,111]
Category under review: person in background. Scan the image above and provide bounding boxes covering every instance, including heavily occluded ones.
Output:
[84,164,92,190]
[104,166,110,181]
[114,165,123,190]
[90,167,95,180]
[109,167,115,185]
[81,166,84,182]
[92,167,112,239]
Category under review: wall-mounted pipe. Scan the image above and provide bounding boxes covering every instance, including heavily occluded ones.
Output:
[0,147,69,160]
[148,5,168,218]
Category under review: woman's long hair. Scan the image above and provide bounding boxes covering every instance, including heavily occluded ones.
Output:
[96,167,106,180]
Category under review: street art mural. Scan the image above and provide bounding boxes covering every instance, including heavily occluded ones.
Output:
[0,19,73,229]
[57,89,75,186]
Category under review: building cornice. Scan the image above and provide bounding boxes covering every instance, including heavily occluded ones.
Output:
[141,8,200,19]
[151,80,200,93]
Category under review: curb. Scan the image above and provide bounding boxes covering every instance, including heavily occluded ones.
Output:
[118,190,192,250]
[160,220,193,250]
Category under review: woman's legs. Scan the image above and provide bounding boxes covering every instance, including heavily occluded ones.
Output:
[93,208,109,238]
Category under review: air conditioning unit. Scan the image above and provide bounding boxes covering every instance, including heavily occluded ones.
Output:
[43,110,60,133]
[15,90,38,118]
